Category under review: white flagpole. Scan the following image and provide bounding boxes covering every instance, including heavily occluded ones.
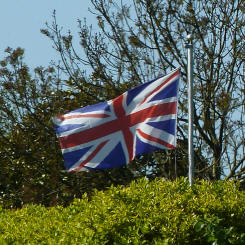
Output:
[186,34,194,186]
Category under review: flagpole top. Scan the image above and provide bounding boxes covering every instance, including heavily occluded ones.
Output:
[187,34,193,40]
[186,34,193,46]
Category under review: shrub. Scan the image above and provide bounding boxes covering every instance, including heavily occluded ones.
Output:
[0,178,244,244]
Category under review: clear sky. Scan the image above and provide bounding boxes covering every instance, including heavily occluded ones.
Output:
[0,0,96,68]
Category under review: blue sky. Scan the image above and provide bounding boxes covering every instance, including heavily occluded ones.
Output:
[0,0,97,68]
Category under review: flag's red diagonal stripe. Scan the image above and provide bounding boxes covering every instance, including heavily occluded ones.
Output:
[139,69,180,106]
[58,113,109,120]
[59,102,176,149]
[137,129,175,149]
[70,140,108,172]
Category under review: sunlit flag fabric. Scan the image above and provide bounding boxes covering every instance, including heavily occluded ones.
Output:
[53,68,180,172]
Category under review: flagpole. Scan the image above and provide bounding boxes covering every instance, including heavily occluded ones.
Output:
[186,34,194,186]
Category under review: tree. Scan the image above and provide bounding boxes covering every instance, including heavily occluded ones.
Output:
[0,0,244,207]
[0,48,135,207]
[41,0,245,181]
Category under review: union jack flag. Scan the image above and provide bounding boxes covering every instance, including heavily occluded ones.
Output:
[53,69,180,172]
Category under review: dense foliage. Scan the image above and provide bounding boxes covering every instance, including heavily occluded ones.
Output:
[0,178,245,244]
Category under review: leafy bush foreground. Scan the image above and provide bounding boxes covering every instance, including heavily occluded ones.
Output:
[0,178,245,244]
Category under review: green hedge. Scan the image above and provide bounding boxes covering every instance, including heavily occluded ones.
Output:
[0,178,245,244]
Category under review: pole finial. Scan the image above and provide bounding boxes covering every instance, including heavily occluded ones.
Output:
[186,34,193,45]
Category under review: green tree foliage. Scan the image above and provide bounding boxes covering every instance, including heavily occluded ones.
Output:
[0,0,245,207]
[0,178,245,244]
[0,48,134,207]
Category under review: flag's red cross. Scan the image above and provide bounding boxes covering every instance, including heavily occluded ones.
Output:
[59,71,178,171]
[59,100,176,171]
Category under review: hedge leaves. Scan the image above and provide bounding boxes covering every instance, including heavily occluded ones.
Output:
[0,178,244,244]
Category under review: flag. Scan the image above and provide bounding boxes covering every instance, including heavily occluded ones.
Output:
[53,68,180,172]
